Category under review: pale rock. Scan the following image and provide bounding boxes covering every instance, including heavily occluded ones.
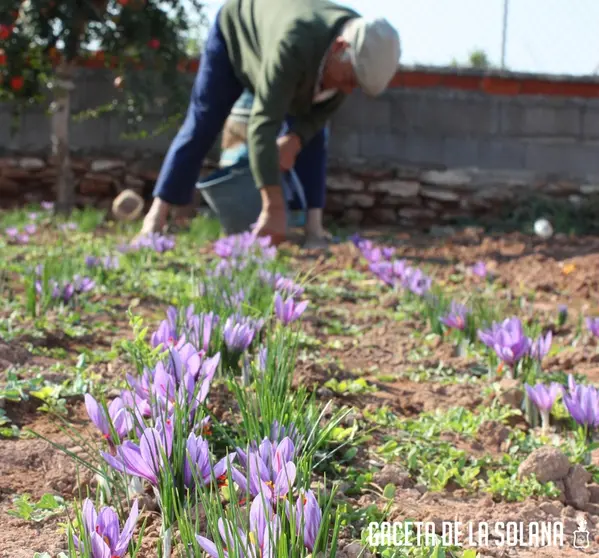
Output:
[91,159,126,173]
[539,501,563,517]
[420,169,472,188]
[497,378,524,409]
[420,186,460,202]
[373,463,412,488]
[398,207,436,220]
[580,184,599,194]
[125,174,145,188]
[344,194,374,208]
[18,157,45,171]
[342,542,374,558]
[517,447,571,484]
[369,179,420,197]
[564,464,592,510]
[327,174,364,192]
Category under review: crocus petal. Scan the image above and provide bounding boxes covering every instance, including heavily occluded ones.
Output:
[195,535,224,558]
[82,498,98,535]
[113,500,139,557]
[90,531,111,558]
[85,395,110,437]
[274,462,296,497]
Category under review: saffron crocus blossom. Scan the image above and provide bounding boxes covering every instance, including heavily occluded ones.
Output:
[557,304,568,326]
[269,420,303,447]
[183,433,236,488]
[530,331,552,361]
[85,394,133,441]
[563,384,599,429]
[294,489,322,551]
[440,301,470,331]
[74,499,139,558]
[196,499,280,558]
[491,318,531,367]
[131,232,175,253]
[402,267,432,296]
[232,437,297,500]
[525,383,561,431]
[256,346,268,371]
[274,293,308,326]
[23,223,37,235]
[41,201,54,210]
[223,315,257,352]
[586,317,599,337]
[102,421,173,485]
[471,261,487,279]
[188,311,219,352]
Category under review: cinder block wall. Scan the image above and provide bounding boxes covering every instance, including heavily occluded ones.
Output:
[3,66,599,226]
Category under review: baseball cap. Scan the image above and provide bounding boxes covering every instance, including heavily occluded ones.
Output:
[342,17,401,97]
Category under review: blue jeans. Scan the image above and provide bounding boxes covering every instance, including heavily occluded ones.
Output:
[153,16,328,210]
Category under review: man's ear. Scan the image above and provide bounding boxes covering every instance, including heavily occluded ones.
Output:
[331,37,349,54]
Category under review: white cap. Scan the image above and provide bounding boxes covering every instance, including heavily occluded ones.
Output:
[342,17,401,97]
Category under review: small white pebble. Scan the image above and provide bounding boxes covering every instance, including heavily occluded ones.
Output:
[534,218,553,239]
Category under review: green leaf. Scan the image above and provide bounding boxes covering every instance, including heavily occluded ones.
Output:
[382,483,396,499]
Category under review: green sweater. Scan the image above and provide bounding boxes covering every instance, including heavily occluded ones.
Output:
[218,0,359,187]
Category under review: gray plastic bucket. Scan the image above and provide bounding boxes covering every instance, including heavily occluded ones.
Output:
[196,164,306,235]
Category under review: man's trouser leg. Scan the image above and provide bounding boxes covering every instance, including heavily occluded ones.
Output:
[152,15,244,206]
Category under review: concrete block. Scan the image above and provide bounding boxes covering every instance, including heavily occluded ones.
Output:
[391,92,499,136]
[581,109,599,139]
[328,127,360,159]
[501,101,581,137]
[441,137,479,167]
[398,134,445,166]
[0,105,13,147]
[525,140,599,175]
[359,132,403,160]
[333,93,391,131]
[477,138,527,170]
[70,117,110,151]
[17,110,51,151]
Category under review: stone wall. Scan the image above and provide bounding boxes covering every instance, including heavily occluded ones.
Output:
[2,65,599,226]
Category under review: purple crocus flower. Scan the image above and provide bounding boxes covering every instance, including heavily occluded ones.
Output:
[102,421,173,485]
[563,384,599,428]
[41,201,54,210]
[586,317,599,337]
[274,293,308,326]
[28,212,38,221]
[557,304,568,326]
[232,437,297,500]
[85,394,133,442]
[188,311,219,353]
[59,222,78,231]
[403,267,432,296]
[196,498,280,558]
[294,489,322,551]
[492,318,531,368]
[5,227,19,238]
[73,275,95,294]
[525,382,561,431]
[183,433,236,488]
[269,420,302,447]
[23,224,36,235]
[223,315,257,352]
[471,261,487,279]
[131,232,175,253]
[74,499,139,558]
[530,331,552,361]
[440,301,470,331]
[256,346,268,371]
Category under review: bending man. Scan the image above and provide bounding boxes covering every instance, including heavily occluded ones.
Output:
[137,0,401,246]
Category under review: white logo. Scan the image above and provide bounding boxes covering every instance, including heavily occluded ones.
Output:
[573,516,590,549]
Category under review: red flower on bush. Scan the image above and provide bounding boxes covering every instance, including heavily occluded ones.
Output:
[0,49,6,66]
[148,38,160,50]
[10,76,24,91]
[0,24,13,40]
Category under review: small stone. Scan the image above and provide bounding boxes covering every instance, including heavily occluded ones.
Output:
[342,209,364,224]
[317,387,333,398]
[398,207,436,220]
[344,193,374,208]
[420,186,460,202]
[539,501,563,517]
[588,485,599,503]
[327,174,365,192]
[420,169,472,187]
[518,446,571,484]
[373,464,412,488]
[369,179,420,197]
[342,542,374,558]
[564,464,592,510]
[580,184,599,194]
[414,483,427,494]
[91,159,126,173]
[18,157,45,171]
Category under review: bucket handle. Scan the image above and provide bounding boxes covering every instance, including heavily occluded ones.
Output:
[285,169,307,211]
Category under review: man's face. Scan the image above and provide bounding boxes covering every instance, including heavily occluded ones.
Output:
[322,40,358,94]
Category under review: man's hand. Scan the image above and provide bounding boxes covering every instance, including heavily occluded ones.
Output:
[277,133,302,171]
[252,185,288,246]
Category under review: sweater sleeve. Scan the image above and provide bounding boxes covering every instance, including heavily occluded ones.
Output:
[290,92,346,146]
[247,35,302,188]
